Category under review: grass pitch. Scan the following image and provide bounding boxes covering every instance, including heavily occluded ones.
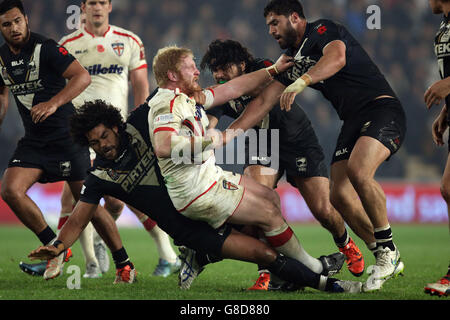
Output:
[0,224,448,307]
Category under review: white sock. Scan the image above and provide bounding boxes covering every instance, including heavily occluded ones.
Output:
[265,223,323,274]
[148,225,177,263]
[79,222,99,267]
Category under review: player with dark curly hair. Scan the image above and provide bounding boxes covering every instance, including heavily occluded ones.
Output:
[200,39,365,291]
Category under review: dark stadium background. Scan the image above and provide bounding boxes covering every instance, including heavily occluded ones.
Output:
[0,0,448,226]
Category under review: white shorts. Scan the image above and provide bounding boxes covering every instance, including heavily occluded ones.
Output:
[178,168,244,229]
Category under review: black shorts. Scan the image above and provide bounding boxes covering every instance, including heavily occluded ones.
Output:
[7,137,91,183]
[332,97,406,164]
[243,128,329,188]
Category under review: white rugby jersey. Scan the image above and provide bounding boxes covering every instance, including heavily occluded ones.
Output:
[59,25,147,117]
[148,88,219,211]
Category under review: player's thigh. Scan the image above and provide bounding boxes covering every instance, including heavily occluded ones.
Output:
[229,175,282,229]
[243,164,280,189]
[66,180,85,202]
[330,160,359,203]
[347,136,390,182]
[440,153,450,205]
[60,181,76,209]
[1,166,43,197]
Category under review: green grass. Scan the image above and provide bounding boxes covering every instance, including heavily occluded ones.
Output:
[0,224,448,301]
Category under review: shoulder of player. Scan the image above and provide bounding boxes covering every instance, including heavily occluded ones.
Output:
[149,89,191,115]
[251,58,274,70]
[110,25,143,46]
[59,29,85,47]
[307,19,339,35]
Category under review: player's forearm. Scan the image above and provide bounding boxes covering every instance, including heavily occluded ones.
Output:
[57,202,97,249]
[210,69,273,107]
[48,71,91,109]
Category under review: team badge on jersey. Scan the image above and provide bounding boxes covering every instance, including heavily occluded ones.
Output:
[296,157,307,173]
[59,161,72,177]
[112,42,125,56]
[223,180,238,191]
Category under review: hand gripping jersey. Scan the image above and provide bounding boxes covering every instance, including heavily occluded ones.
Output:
[148,88,219,212]
[275,19,397,120]
[0,32,76,144]
[59,25,147,117]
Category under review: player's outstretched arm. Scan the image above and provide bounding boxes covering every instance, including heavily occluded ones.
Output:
[204,54,294,109]
[281,40,346,111]
[0,86,9,130]
[28,201,98,260]
[223,80,286,145]
[30,60,91,123]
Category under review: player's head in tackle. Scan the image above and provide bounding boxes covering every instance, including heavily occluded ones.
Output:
[0,0,29,51]
[153,46,201,96]
[264,0,307,50]
[200,39,255,84]
[429,0,450,14]
[70,99,124,161]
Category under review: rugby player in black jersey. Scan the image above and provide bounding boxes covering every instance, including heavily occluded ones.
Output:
[200,39,364,290]
[28,99,363,293]
[0,0,136,283]
[215,0,406,291]
[423,0,450,297]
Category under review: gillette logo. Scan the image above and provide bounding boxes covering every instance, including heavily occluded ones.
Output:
[86,64,124,76]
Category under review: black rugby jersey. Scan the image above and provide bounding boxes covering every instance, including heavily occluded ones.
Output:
[206,58,313,146]
[0,32,76,144]
[275,19,396,120]
[80,104,166,210]
[434,14,450,107]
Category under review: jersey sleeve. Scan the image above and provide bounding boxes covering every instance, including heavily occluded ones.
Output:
[42,39,76,76]
[79,174,105,205]
[310,20,342,51]
[128,32,147,71]
[150,95,185,135]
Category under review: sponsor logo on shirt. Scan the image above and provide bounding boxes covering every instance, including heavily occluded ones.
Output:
[9,79,44,95]
[85,64,124,75]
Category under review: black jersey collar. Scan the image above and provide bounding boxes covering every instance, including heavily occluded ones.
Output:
[289,22,311,56]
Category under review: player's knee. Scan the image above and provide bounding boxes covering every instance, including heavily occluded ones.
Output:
[346,165,370,189]
[1,185,22,204]
[104,197,124,219]
[440,183,450,203]
[310,201,335,224]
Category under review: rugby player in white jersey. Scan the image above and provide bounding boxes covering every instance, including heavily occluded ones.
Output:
[148,46,355,290]
[21,0,180,279]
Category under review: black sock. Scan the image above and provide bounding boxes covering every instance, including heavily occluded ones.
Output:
[112,247,133,269]
[374,225,395,251]
[267,254,321,289]
[333,229,349,248]
[37,226,57,246]
[195,252,223,267]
